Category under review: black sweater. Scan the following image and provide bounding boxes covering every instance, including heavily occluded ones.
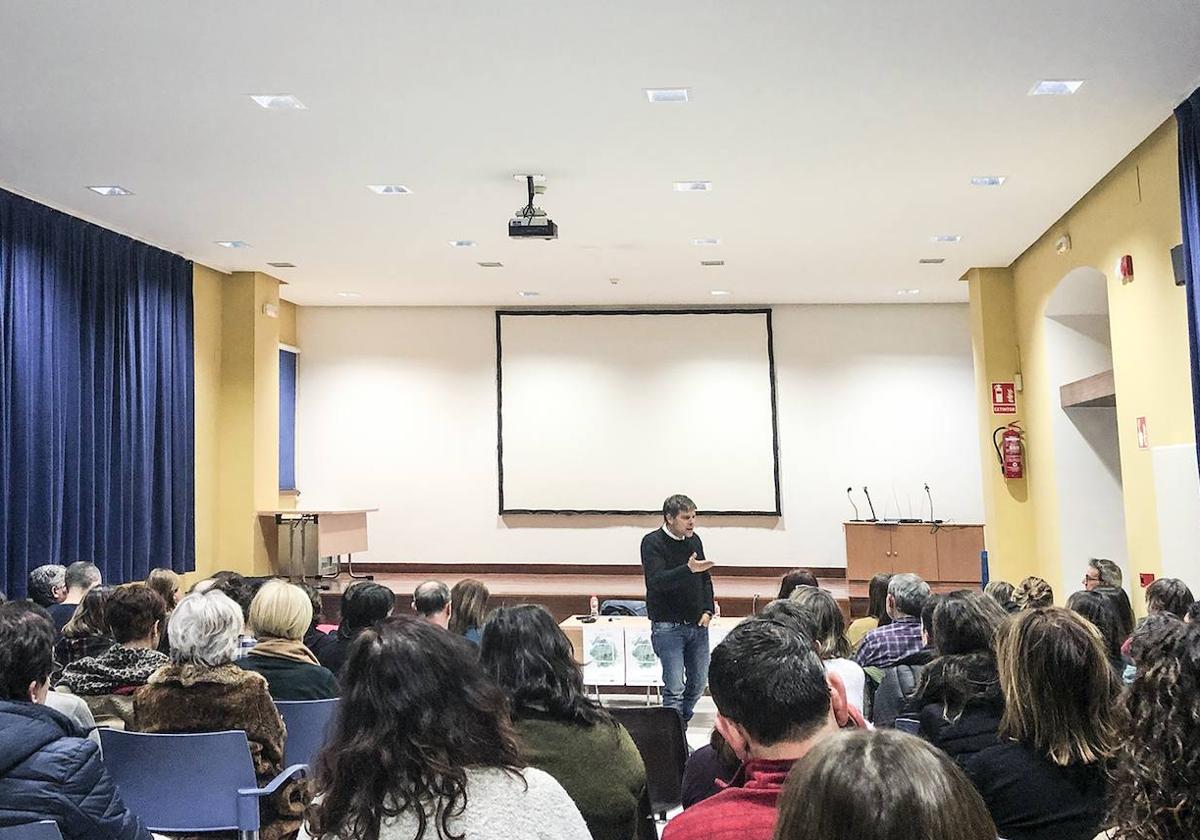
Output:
[640,528,715,623]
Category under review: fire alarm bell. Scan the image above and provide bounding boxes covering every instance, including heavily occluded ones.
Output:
[1118,254,1134,283]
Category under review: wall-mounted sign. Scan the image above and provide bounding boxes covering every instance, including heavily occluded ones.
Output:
[991,382,1017,415]
[1136,416,1149,450]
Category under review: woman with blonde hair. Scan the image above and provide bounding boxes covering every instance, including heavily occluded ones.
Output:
[238,579,337,700]
[965,608,1120,840]
[786,586,865,712]
[1013,576,1054,610]
[448,578,490,645]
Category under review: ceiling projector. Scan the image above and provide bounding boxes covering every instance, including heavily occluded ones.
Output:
[509,174,558,240]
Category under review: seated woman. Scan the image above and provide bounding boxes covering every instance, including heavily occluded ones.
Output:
[449,578,490,644]
[846,573,892,650]
[53,584,115,678]
[238,580,338,700]
[134,589,303,840]
[1103,620,1200,840]
[912,591,1008,767]
[774,730,996,840]
[965,608,1119,840]
[1066,590,1125,676]
[145,567,181,655]
[777,568,818,600]
[1014,576,1054,610]
[479,604,645,840]
[315,581,395,675]
[57,584,168,728]
[0,600,152,839]
[787,585,866,712]
[301,615,591,840]
[983,580,1018,613]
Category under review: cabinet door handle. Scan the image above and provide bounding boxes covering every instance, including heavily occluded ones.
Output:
[885,551,892,557]
[894,552,900,557]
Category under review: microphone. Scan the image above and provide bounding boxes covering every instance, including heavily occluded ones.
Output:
[925,483,942,524]
[751,593,760,615]
[862,486,878,522]
[847,487,861,521]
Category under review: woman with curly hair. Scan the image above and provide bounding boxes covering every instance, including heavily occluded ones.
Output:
[300,615,590,840]
[1102,620,1200,840]
[1013,576,1054,610]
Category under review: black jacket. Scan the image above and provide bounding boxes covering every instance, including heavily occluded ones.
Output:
[237,653,339,701]
[639,528,714,623]
[0,700,151,839]
[871,647,935,727]
[913,652,1004,767]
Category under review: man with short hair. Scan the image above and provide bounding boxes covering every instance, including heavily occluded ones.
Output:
[27,564,67,608]
[854,572,930,668]
[662,617,851,840]
[412,580,452,628]
[48,562,102,634]
[640,493,715,722]
[1084,557,1122,591]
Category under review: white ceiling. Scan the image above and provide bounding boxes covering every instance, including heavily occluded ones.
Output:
[1,1,1198,307]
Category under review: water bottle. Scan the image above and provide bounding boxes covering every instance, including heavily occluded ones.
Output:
[713,600,721,618]
[589,595,599,618]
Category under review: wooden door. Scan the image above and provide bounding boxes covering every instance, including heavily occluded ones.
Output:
[935,526,985,583]
[845,523,894,581]
[889,524,938,581]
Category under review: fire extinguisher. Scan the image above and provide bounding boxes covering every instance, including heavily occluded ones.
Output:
[993,422,1025,479]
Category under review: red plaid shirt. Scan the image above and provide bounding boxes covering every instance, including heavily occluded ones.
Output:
[662,758,796,840]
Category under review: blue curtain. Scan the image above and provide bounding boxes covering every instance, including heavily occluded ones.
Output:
[279,349,297,491]
[1179,88,1200,483]
[0,188,194,597]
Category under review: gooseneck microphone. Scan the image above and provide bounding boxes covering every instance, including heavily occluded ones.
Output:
[862,486,878,522]
[925,483,934,523]
[847,487,861,521]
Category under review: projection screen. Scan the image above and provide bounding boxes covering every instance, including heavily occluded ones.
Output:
[497,310,780,515]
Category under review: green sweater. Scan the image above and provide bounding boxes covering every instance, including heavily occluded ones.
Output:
[236,653,338,701]
[514,714,647,840]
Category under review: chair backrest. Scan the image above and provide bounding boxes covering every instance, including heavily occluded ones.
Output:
[0,823,63,840]
[99,729,259,832]
[610,706,689,815]
[275,698,339,768]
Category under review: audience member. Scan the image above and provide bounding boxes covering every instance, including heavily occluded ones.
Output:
[913,591,1007,766]
[681,728,741,808]
[316,581,395,675]
[983,579,1018,613]
[412,579,452,628]
[1066,590,1125,675]
[846,572,892,649]
[872,593,941,727]
[1095,585,1136,644]
[239,580,338,700]
[145,567,182,610]
[965,608,1119,840]
[0,601,152,838]
[449,578,490,644]
[776,568,818,601]
[1144,577,1193,619]
[1083,558,1122,591]
[301,615,590,840]
[210,572,266,658]
[53,584,115,677]
[48,561,102,633]
[1013,576,1054,610]
[1187,600,1200,624]
[783,587,865,712]
[1124,613,1183,683]
[854,573,930,669]
[1105,620,1200,840]
[58,584,168,727]
[299,581,338,663]
[773,730,997,840]
[662,617,850,840]
[134,589,303,840]
[27,563,67,608]
[480,604,645,840]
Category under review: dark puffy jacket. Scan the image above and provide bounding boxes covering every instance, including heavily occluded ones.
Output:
[872,648,935,727]
[0,700,151,839]
[914,652,1004,768]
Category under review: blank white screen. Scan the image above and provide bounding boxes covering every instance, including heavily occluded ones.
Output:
[499,311,779,513]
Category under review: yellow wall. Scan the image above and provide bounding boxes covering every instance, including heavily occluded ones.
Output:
[192,264,225,584]
[968,118,1192,610]
[279,299,298,347]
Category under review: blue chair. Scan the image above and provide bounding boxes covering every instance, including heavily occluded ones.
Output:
[99,729,307,839]
[0,823,63,840]
[275,698,339,768]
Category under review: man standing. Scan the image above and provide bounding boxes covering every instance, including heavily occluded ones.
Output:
[47,562,102,635]
[640,494,714,722]
[412,580,452,629]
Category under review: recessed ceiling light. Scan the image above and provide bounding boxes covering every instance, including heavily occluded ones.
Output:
[897,288,921,296]
[710,290,732,296]
[249,94,307,110]
[86,185,133,196]
[931,234,961,243]
[336,291,361,299]
[673,181,712,192]
[700,260,725,267]
[1029,80,1084,96]
[215,240,251,248]
[518,291,540,298]
[477,261,503,268]
[645,88,690,103]
[692,237,721,246]
[970,176,1007,187]
[448,240,477,248]
[266,262,296,268]
[918,258,946,265]
[367,184,412,195]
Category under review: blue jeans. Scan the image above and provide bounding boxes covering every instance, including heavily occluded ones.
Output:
[650,621,709,722]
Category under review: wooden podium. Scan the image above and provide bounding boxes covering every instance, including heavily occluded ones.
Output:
[259,508,377,582]
[844,522,984,585]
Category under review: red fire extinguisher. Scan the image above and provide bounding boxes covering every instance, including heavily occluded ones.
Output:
[993,422,1025,479]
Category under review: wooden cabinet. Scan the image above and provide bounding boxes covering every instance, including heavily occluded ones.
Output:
[845,522,984,584]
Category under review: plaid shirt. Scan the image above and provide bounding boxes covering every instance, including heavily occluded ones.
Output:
[854,616,923,668]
